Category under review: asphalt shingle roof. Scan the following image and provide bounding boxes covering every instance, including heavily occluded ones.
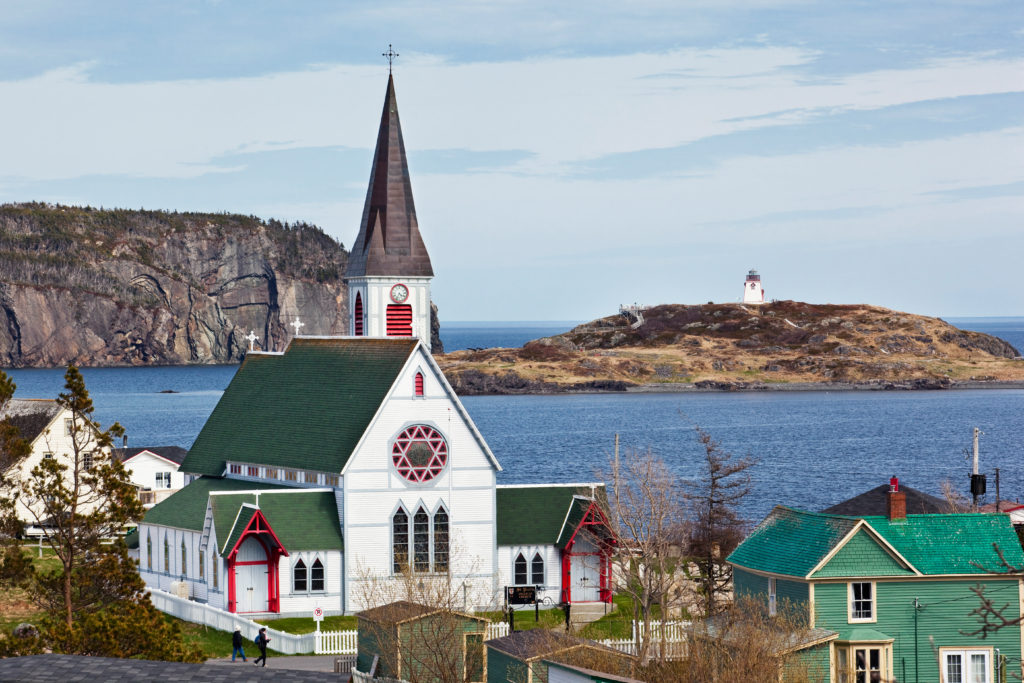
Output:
[728,506,1024,578]
[496,484,606,546]
[822,482,948,516]
[142,477,286,531]
[212,490,343,556]
[0,654,343,682]
[181,337,417,477]
[114,445,188,465]
[0,399,60,448]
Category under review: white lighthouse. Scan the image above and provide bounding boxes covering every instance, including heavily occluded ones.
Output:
[743,269,765,304]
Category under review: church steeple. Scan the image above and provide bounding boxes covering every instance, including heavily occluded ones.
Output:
[345,70,435,351]
[345,74,433,279]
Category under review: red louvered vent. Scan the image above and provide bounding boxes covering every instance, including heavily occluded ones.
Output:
[415,372,424,396]
[386,304,413,336]
[354,292,364,336]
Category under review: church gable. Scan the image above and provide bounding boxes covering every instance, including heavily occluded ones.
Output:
[180,337,418,477]
[810,528,913,578]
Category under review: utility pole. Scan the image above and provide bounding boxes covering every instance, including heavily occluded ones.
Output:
[972,427,980,512]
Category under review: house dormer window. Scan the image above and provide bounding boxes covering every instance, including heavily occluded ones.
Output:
[415,372,424,397]
[849,581,875,622]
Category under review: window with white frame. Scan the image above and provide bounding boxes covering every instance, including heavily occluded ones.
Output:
[393,508,409,573]
[155,472,171,489]
[531,553,544,586]
[848,582,875,622]
[768,577,777,616]
[198,549,205,580]
[163,536,169,572]
[212,557,218,590]
[180,539,187,577]
[146,533,152,570]
[942,648,991,683]
[514,553,528,585]
[294,559,307,592]
[835,645,888,683]
[434,507,449,573]
[393,504,450,575]
[64,418,73,436]
[311,558,325,592]
[82,451,93,471]
[413,507,430,573]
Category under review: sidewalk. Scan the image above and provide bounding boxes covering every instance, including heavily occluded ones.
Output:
[206,654,353,673]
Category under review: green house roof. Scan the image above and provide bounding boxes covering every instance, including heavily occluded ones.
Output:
[142,476,286,531]
[496,484,606,546]
[212,490,343,556]
[728,506,1024,578]
[181,338,418,477]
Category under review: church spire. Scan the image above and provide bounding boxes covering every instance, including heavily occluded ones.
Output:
[345,74,433,278]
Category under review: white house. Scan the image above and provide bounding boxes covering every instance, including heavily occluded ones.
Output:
[0,398,107,527]
[113,446,188,507]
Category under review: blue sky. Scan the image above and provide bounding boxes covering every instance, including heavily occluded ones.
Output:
[1,1,1022,321]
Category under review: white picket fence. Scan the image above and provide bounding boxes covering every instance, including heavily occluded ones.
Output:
[149,588,686,660]
[147,588,316,654]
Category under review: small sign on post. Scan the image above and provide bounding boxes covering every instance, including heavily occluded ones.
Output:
[313,606,324,632]
[506,585,537,606]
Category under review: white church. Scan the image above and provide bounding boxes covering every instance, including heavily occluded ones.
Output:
[136,74,615,616]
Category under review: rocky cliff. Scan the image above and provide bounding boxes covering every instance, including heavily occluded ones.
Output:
[438,301,1023,394]
[0,203,351,367]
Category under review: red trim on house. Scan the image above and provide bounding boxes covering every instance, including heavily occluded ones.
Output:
[560,500,617,605]
[354,292,364,336]
[224,508,289,614]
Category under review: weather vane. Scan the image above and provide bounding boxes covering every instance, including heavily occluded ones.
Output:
[382,44,399,74]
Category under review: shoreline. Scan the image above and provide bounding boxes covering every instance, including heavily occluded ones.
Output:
[623,379,1024,394]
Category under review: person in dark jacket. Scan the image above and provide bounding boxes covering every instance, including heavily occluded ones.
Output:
[253,627,270,667]
[231,626,247,662]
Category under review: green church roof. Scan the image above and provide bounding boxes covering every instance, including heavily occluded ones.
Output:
[497,484,606,546]
[728,506,1024,578]
[212,490,343,556]
[142,476,286,531]
[181,337,418,477]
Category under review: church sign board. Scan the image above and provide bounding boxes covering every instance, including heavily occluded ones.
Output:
[506,585,537,605]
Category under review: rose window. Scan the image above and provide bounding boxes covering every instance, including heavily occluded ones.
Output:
[391,425,448,483]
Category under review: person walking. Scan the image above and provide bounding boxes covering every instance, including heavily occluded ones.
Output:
[253,627,270,667]
[231,626,247,662]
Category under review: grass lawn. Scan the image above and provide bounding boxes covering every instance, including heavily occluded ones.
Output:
[254,614,357,634]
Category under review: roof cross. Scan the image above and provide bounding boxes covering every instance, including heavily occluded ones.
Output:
[382,44,399,74]
[245,330,259,351]
[291,318,305,337]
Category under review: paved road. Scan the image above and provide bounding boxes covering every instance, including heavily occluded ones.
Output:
[206,654,354,673]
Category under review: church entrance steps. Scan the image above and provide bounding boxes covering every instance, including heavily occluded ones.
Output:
[569,600,616,626]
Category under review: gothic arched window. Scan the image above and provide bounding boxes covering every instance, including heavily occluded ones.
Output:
[311,558,325,591]
[514,553,528,585]
[414,507,430,573]
[294,559,307,592]
[393,508,409,573]
[531,553,545,586]
[146,532,152,571]
[163,536,169,573]
[415,372,424,397]
[354,292,364,336]
[433,506,449,573]
[181,539,187,577]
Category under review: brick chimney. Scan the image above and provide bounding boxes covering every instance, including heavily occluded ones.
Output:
[888,476,906,521]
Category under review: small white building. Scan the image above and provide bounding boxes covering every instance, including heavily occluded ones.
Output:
[742,269,765,304]
[113,446,188,507]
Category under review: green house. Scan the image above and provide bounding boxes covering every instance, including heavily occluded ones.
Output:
[355,600,488,683]
[728,501,1024,683]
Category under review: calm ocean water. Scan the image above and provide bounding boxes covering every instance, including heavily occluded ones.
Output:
[4,318,1022,521]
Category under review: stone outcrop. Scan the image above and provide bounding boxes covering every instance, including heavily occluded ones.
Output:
[0,204,350,367]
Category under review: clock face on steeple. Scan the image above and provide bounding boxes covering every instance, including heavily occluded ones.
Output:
[390,283,410,303]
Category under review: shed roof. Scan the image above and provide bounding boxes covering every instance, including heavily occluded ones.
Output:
[357,600,486,626]
[496,484,606,547]
[180,337,418,477]
[486,629,624,662]
[728,506,1024,578]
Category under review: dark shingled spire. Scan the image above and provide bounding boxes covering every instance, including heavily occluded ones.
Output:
[345,75,433,278]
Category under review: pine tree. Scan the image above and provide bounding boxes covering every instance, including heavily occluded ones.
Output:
[0,366,201,661]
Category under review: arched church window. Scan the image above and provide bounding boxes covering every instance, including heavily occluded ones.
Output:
[433,507,449,573]
[181,539,187,577]
[414,507,430,573]
[393,508,409,573]
[514,553,528,585]
[163,536,169,573]
[212,557,218,590]
[354,292,364,336]
[391,425,448,483]
[415,372,424,397]
[146,533,152,571]
[294,559,307,592]
[311,558,325,591]
[532,553,545,586]
[199,549,205,580]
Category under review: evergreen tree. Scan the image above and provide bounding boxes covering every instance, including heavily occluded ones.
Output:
[0,366,201,661]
